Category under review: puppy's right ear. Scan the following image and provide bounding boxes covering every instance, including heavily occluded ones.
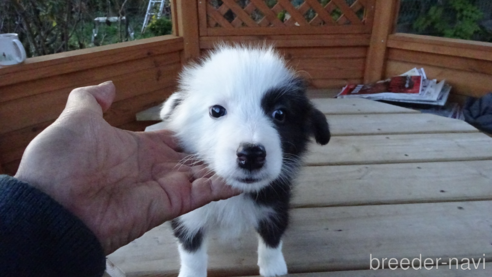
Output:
[160,92,184,121]
[310,108,330,145]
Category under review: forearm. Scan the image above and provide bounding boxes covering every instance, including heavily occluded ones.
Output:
[0,175,105,277]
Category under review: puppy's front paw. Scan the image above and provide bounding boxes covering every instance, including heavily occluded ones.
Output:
[177,243,207,277]
[258,255,287,277]
[257,241,288,277]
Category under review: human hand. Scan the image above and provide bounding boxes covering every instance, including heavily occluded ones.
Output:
[15,81,238,254]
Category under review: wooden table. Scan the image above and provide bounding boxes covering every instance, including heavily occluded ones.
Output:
[106,98,492,277]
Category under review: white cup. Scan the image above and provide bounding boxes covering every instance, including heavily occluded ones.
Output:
[0,33,27,66]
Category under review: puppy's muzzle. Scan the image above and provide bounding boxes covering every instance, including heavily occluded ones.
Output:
[237,143,266,171]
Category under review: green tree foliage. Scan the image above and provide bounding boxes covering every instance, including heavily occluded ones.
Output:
[0,0,169,57]
[1,0,88,56]
[413,0,483,40]
[147,16,172,36]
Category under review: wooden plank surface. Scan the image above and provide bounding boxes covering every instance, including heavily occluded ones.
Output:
[328,113,478,136]
[241,264,492,276]
[107,201,492,276]
[306,132,492,166]
[312,98,418,114]
[107,96,492,277]
[292,160,492,207]
[327,114,478,136]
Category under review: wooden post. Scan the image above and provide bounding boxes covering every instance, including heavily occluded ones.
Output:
[364,0,399,83]
[170,0,179,36]
[175,0,200,62]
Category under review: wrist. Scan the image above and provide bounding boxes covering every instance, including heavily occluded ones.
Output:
[0,175,106,276]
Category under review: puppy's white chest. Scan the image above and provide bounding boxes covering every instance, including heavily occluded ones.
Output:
[180,194,273,241]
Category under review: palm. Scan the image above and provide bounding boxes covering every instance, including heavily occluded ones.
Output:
[15,82,237,254]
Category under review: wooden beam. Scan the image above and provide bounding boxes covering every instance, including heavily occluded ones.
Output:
[0,63,181,135]
[363,0,399,83]
[170,0,179,36]
[197,0,209,36]
[176,0,200,62]
[0,36,183,88]
[387,48,492,76]
[387,33,492,62]
[0,52,181,104]
[204,25,371,36]
[200,34,371,48]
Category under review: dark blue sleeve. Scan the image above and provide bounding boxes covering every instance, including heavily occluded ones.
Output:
[0,175,106,277]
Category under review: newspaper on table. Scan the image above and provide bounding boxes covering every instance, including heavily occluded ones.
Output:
[336,68,451,106]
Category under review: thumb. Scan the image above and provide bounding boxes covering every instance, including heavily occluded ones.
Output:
[189,177,241,211]
[63,81,116,117]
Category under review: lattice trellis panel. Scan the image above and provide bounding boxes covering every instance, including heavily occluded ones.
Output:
[200,0,375,36]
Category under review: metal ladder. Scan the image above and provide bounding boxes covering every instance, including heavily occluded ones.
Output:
[141,0,167,32]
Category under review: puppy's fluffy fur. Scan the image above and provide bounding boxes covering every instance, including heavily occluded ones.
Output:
[160,45,330,277]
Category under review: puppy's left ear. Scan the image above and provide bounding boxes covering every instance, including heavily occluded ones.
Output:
[310,108,330,145]
[160,91,184,121]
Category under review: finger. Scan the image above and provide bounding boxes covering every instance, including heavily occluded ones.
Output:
[179,155,204,167]
[190,164,214,179]
[152,162,192,180]
[84,81,116,112]
[64,81,116,117]
[150,129,183,151]
[189,177,241,211]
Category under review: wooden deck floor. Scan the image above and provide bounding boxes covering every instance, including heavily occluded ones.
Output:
[106,98,492,277]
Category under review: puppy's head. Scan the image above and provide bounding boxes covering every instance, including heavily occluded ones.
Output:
[161,45,330,192]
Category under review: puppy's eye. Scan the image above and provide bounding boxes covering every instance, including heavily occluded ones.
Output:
[210,105,227,118]
[272,109,285,122]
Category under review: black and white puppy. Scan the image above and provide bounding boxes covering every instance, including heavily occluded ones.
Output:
[160,45,330,277]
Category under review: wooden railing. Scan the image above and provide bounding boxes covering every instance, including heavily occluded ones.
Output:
[3,0,492,175]
[0,36,184,175]
[200,0,373,36]
[173,0,378,90]
[385,33,492,102]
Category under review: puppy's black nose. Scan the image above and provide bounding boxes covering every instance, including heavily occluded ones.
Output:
[237,143,266,171]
